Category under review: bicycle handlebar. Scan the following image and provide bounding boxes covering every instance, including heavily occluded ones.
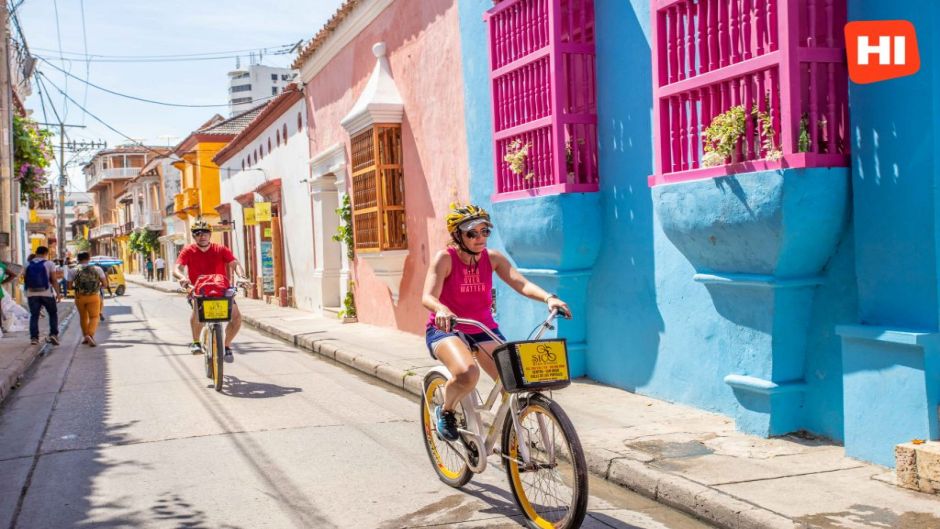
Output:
[451,308,570,344]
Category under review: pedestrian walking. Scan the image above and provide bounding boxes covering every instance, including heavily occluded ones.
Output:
[155,256,166,281]
[24,246,61,345]
[145,257,154,282]
[68,252,109,347]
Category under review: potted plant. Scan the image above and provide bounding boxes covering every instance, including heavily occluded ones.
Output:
[503,139,534,180]
[339,280,357,323]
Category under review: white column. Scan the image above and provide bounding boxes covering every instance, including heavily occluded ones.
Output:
[310,173,342,311]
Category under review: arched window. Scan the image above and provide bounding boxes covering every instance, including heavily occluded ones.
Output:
[268,138,272,152]
[241,160,245,170]
[276,129,281,146]
[260,144,265,158]
[297,113,302,132]
[283,124,288,139]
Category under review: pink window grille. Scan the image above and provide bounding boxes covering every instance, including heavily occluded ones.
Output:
[650,0,850,186]
[485,0,599,201]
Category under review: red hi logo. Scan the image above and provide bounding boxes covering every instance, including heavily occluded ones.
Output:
[845,21,920,84]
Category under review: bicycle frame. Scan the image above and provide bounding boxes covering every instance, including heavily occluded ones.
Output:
[424,310,563,474]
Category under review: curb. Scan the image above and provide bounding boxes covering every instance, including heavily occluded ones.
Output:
[0,303,78,405]
[127,277,800,529]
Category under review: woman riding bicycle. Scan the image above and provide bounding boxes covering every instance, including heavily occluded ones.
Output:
[422,203,570,441]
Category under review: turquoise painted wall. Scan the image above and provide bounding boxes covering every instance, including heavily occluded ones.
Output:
[838,0,940,466]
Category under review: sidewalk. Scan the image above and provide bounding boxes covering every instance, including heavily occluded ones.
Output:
[0,300,76,404]
[129,274,940,529]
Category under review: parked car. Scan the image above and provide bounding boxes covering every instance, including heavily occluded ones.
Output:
[65,257,126,297]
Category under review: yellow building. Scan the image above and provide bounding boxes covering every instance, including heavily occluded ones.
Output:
[173,109,265,243]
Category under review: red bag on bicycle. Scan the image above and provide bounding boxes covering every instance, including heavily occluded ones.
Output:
[192,274,229,297]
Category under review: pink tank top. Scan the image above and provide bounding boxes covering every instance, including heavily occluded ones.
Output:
[428,247,498,333]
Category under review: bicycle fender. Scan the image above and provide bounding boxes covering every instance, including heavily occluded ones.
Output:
[424,366,452,383]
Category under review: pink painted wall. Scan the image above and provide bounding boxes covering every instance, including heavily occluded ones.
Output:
[304,0,469,334]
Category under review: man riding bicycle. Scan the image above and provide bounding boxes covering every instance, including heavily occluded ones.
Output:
[421,203,571,441]
[173,219,246,362]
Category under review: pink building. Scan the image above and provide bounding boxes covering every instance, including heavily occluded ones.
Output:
[293,0,470,332]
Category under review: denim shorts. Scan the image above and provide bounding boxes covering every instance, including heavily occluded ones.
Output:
[425,324,506,359]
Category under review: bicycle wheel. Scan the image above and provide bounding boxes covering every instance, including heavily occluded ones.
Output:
[201,326,213,379]
[420,372,472,488]
[212,324,224,392]
[502,393,588,529]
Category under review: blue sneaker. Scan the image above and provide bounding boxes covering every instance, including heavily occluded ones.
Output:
[434,405,459,441]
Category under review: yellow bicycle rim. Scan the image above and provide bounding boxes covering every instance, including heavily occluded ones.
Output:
[424,378,464,480]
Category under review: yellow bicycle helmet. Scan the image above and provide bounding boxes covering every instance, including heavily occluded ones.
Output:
[191,218,211,233]
[445,203,491,234]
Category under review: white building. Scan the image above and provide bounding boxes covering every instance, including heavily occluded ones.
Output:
[214,85,338,314]
[227,64,298,116]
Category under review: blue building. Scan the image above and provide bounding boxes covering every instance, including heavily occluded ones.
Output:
[457,0,939,467]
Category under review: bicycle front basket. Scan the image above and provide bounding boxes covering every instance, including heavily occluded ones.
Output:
[196,296,233,323]
[492,338,570,393]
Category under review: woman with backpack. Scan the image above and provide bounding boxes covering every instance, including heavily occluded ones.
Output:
[68,252,110,346]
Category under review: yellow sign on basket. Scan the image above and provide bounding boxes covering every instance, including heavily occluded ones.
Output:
[264,227,272,238]
[516,341,569,384]
[255,202,272,222]
[244,207,257,226]
[202,299,229,320]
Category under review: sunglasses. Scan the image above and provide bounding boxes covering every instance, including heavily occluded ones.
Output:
[464,227,492,240]
[193,230,211,236]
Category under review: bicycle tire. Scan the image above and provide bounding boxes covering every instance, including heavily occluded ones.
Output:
[201,326,213,379]
[212,324,224,392]
[501,393,588,529]
[420,372,472,488]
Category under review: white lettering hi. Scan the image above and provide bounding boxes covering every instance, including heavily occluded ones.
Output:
[857,35,906,65]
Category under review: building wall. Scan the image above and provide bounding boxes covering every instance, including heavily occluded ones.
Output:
[837,1,940,466]
[219,100,315,311]
[303,0,470,333]
[229,65,298,116]
[455,0,902,455]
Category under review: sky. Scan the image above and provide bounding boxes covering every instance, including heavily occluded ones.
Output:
[15,0,346,192]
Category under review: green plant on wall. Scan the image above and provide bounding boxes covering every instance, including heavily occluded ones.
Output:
[798,114,811,153]
[13,115,54,204]
[74,236,91,253]
[332,193,354,260]
[338,281,357,319]
[702,103,781,167]
[129,230,160,256]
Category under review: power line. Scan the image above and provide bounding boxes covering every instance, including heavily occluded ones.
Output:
[38,58,280,108]
[79,0,90,125]
[33,51,294,64]
[37,72,244,173]
[51,0,69,120]
[29,43,298,60]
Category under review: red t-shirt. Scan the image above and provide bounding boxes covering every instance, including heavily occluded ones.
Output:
[177,243,235,286]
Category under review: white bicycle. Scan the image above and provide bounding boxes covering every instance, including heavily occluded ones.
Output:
[420,309,588,529]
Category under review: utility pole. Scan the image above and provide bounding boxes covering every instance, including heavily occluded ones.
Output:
[37,122,103,259]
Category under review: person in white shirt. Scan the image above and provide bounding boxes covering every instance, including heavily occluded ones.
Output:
[154,256,166,281]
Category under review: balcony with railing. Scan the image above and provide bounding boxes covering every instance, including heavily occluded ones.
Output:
[134,210,164,230]
[86,166,142,191]
[650,0,849,186]
[183,187,200,211]
[29,186,56,211]
[115,221,135,237]
[485,0,599,200]
[89,223,117,240]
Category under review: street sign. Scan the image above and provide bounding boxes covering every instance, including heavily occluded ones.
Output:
[256,202,272,222]
[26,222,50,233]
[244,207,257,226]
